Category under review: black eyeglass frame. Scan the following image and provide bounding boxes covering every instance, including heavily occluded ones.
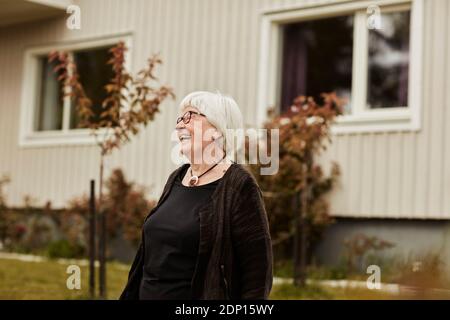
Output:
[176,110,206,124]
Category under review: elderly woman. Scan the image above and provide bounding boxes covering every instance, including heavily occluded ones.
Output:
[120,91,273,300]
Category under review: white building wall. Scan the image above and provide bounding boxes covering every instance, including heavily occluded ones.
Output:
[0,0,449,219]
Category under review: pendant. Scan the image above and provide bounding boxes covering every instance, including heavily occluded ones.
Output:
[189,175,199,186]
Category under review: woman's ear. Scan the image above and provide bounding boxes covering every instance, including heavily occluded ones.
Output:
[212,131,222,141]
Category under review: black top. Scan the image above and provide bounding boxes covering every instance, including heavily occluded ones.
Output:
[139,166,220,300]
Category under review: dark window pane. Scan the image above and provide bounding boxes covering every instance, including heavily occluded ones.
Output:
[35,57,64,131]
[280,15,353,113]
[70,46,115,129]
[367,10,410,109]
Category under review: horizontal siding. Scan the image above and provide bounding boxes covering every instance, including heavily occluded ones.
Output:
[0,0,449,219]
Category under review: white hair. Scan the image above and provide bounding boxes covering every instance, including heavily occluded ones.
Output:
[179,91,244,160]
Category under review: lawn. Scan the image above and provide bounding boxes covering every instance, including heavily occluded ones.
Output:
[0,258,129,300]
[270,282,390,300]
[1,257,448,300]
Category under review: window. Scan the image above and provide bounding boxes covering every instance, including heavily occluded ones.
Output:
[280,15,354,114]
[258,0,423,133]
[19,35,132,147]
[34,47,114,132]
[35,57,64,131]
[367,10,410,109]
[71,47,115,129]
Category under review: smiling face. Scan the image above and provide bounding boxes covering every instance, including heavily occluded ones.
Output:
[176,106,220,163]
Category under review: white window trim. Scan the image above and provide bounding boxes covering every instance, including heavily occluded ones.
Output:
[257,0,424,134]
[18,33,133,147]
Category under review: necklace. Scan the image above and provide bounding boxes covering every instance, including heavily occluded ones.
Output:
[188,155,226,187]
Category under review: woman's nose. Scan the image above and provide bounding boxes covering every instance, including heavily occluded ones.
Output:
[175,120,185,130]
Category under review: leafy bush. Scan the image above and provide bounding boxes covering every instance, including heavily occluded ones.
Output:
[65,167,156,248]
[1,177,61,254]
[46,239,85,259]
[1,168,154,258]
[343,233,395,273]
[392,252,449,289]
[247,93,344,262]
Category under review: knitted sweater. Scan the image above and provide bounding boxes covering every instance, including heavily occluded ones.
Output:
[119,162,273,300]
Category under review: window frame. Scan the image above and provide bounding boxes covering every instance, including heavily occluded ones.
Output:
[19,33,133,147]
[257,0,424,134]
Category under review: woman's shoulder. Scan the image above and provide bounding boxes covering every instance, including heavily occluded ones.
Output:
[226,163,261,191]
[226,164,266,214]
[159,163,189,191]
[168,163,190,181]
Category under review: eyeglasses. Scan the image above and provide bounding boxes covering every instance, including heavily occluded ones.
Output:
[176,110,206,125]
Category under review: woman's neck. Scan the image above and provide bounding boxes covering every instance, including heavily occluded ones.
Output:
[190,153,228,176]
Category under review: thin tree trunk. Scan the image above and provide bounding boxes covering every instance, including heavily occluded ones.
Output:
[98,153,107,299]
[293,190,303,286]
[89,179,96,299]
[293,152,311,287]
[299,162,308,284]
[293,190,307,286]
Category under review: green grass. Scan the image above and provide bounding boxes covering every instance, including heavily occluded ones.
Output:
[1,257,449,300]
[269,281,450,300]
[0,258,129,300]
[270,282,335,300]
[274,260,350,280]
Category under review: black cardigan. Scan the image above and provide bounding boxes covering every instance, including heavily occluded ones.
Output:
[119,163,273,300]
